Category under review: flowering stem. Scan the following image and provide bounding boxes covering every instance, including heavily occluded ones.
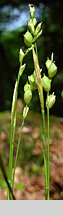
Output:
[12,119,24,188]
[0,153,15,200]
[24,45,34,57]
[8,65,25,199]
[47,92,50,200]
[32,47,48,199]
[41,110,48,200]
[8,80,18,200]
[12,105,29,189]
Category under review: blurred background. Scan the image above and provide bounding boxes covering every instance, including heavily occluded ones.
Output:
[0,0,63,116]
[0,1,63,200]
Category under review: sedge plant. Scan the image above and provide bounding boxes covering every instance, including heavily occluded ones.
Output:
[8,4,57,200]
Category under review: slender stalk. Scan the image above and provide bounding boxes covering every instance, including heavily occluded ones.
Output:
[12,105,29,188]
[8,63,26,199]
[32,47,48,199]
[8,72,22,199]
[47,92,50,200]
[0,153,16,200]
[8,80,18,199]
[41,110,48,200]
[24,45,34,57]
[12,119,24,188]
[35,42,38,58]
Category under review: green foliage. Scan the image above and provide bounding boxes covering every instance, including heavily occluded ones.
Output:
[61,90,63,99]
[0,181,7,189]
[16,182,25,191]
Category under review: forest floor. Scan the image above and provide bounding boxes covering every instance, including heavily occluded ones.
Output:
[0,100,63,200]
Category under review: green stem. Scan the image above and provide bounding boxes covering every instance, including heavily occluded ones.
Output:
[41,110,48,200]
[0,153,16,200]
[35,42,38,58]
[24,45,34,57]
[32,45,48,199]
[8,121,14,200]
[8,74,20,200]
[12,119,24,188]
[47,92,50,200]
